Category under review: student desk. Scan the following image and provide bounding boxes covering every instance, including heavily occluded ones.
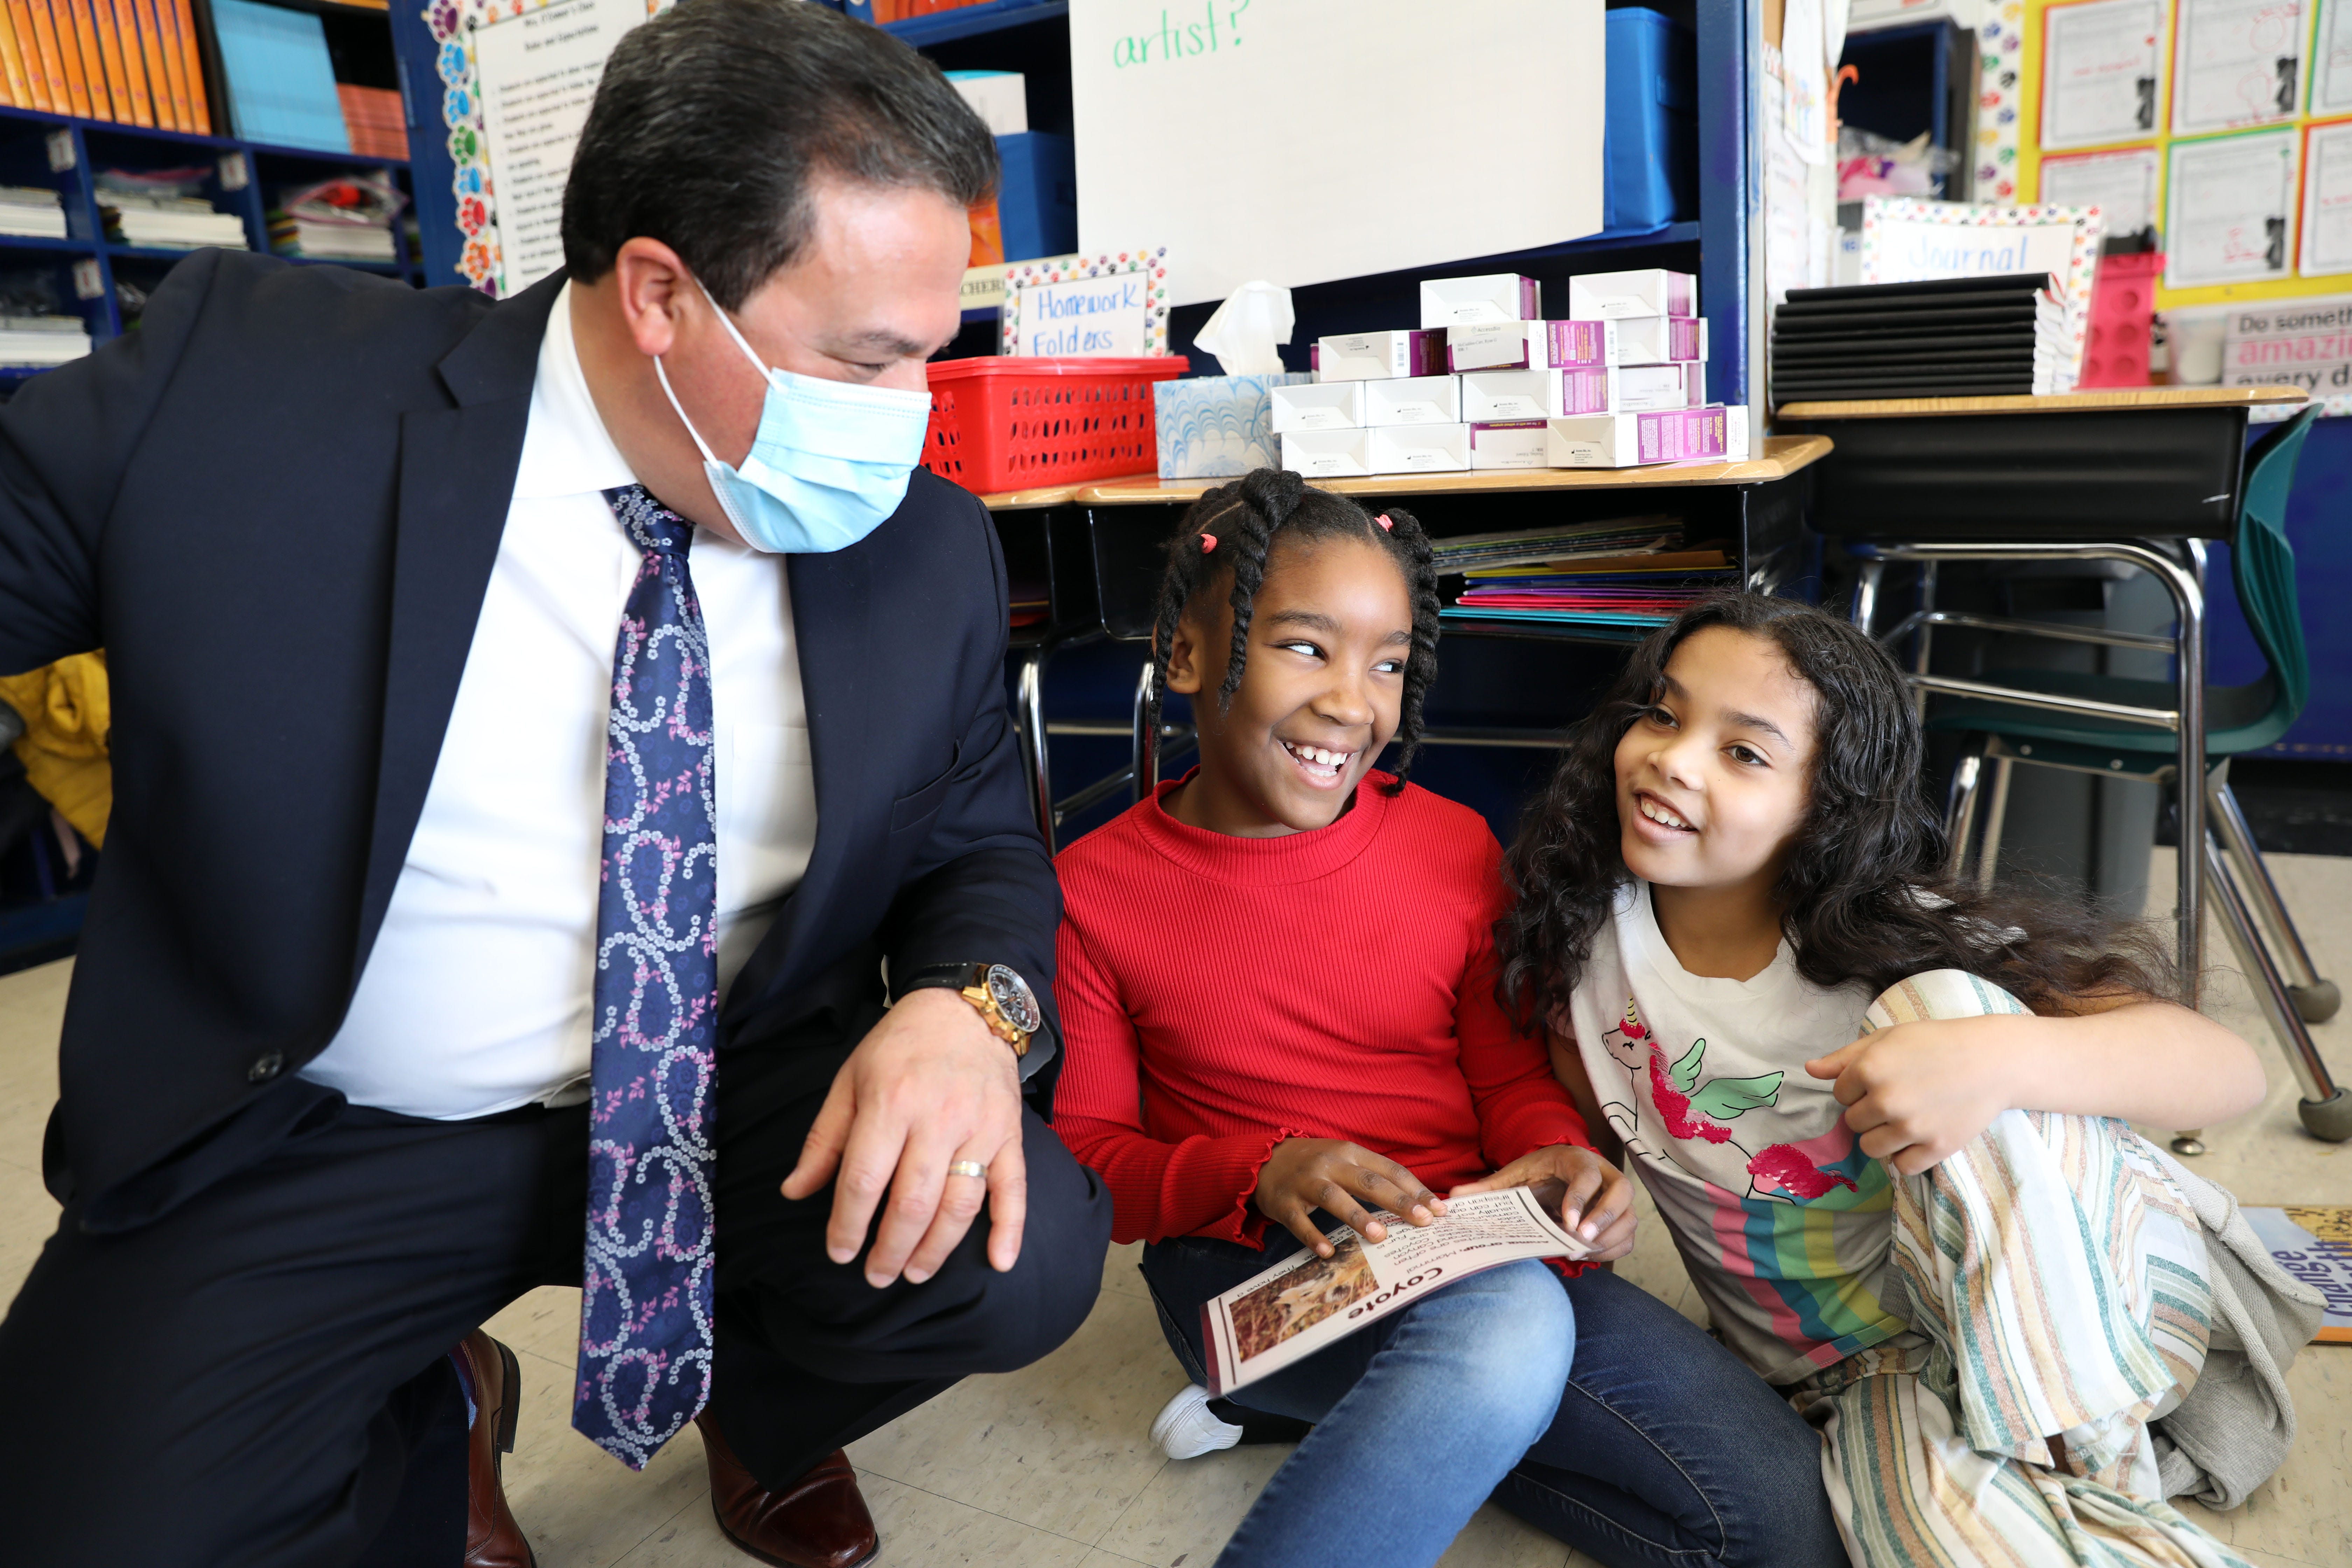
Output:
[978,436,1835,849]
[1775,387,2306,1045]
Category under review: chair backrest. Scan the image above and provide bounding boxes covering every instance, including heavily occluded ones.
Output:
[2231,404,2322,726]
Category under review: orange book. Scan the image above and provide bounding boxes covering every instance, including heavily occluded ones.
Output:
[103,0,147,123]
[164,0,202,133]
[30,0,86,119]
[6,0,52,110]
[83,0,133,121]
[65,0,118,121]
[131,0,180,130]
[0,5,32,106]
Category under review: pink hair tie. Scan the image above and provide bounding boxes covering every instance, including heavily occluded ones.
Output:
[1374,513,1394,532]
[1200,533,1218,553]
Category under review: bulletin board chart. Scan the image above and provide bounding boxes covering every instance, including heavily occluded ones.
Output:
[2007,0,2352,310]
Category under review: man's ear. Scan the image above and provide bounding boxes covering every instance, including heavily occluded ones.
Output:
[610,236,697,360]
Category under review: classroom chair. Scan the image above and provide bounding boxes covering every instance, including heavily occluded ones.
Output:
[1853,406,2352,1148]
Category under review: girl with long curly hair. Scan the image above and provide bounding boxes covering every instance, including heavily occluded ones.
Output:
[1490,593,2295,1567]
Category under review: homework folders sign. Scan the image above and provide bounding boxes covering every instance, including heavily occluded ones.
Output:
[997,248,1171,357]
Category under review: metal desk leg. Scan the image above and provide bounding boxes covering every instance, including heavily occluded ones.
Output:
[2204,831,2352,1142]
[2168,555,2206,1013]
[1014,647,1054,855]
[1910,562,1938,721]
[1851,556,1885,635]
[1131,659,1158,804]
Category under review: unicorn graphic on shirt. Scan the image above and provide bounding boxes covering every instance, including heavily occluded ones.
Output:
[1600,998,1867,1204]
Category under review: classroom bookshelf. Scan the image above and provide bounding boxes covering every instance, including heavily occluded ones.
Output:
[0,0,418,390]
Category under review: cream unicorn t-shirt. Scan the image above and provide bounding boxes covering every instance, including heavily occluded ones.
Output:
[1566,881,1905,1384]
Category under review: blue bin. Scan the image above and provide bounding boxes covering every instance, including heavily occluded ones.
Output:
[995,131,1077,262]
[1604,8,1699,230]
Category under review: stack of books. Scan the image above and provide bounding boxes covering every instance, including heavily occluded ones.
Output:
[337,84,407,161]
[98,173,247,249]
[0,313,93,369]
[268,173,402,262]
[0,186,64,239]
[0,0,212,132]
[1769,273,2071,403]
[1434,520,1733,637]
[211,0,348,154]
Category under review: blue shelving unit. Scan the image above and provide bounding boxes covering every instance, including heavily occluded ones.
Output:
[0,100,421,362]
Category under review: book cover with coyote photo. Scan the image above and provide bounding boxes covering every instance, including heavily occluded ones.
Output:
[1202,1186,1589,1395]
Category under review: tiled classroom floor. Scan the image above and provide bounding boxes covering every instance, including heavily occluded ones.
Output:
[0,850,2344,1565]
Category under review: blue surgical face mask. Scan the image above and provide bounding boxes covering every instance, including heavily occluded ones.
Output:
[652,277,933,554]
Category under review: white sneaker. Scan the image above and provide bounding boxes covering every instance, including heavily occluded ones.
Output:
[1150,1383,1245,1459]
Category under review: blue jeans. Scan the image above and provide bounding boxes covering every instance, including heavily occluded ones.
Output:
[1142,1233,1847,1568]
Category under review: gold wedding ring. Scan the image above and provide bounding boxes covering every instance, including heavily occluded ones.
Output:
[946,1160,988,1180]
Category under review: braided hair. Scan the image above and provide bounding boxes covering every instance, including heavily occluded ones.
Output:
[1145,468,1442,794]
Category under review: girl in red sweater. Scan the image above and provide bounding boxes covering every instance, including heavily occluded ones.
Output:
[1051,470,1846,1568]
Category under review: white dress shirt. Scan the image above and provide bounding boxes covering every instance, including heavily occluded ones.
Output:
[302,284,820,1120]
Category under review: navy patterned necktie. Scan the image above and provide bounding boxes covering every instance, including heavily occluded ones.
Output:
[574,484,719,1468]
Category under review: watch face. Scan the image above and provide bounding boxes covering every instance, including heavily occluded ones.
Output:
[985,964,1043,1035]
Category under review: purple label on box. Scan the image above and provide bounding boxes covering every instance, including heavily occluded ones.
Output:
[1669,318,1700,359]
[1561,368,1611,414]
[1519,277,1543,319]
[1407,329,1446,377]
[1470,418,1547,444]
[1636,406,1728,463]
[1669,274,1695,317]
[1545,320,1608,368]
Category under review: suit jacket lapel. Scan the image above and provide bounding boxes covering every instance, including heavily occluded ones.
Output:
[352,272,566,977]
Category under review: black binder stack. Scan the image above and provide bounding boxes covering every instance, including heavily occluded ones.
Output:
[1769,273,2072,404]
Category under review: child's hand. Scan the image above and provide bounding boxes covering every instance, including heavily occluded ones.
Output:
[1450,1144,1638,1262]
[1252,1139,1446,1258]
[1806,1016,2023,1175]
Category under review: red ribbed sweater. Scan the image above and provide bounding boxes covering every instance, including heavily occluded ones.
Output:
[1052,772,1592,1248]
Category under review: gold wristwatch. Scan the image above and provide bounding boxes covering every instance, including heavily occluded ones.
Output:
[899,962,1042,1057]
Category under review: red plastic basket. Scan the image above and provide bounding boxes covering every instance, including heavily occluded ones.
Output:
[923,355,1189,495]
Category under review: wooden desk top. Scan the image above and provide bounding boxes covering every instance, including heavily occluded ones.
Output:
[1062,435,1833,508]
[976,481,1094,511]
[1775,386,2308,420]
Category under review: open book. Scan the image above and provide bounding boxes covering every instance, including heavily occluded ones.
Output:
[1203,1187,1590,1396]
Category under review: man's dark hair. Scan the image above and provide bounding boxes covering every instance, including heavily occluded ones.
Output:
[561,0,997,309]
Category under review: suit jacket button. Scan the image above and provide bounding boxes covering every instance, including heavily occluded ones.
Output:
[248,1052,285,1083]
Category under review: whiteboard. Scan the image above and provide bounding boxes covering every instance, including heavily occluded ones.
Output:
[1069,0,1605,307]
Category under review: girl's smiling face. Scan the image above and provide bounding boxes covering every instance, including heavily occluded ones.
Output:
[1615,625,1819,895]
[1162,536,1413,837]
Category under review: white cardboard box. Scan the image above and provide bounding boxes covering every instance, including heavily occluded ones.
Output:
[1281,427,1375,477]
[1449,319,1628,371]
[1566,269,1696,321]
[1366,422,1471,474]
[1269,380,1369,433]
[1419,273,1543,328]
[1363,374,1463,426]
[1611,362,1708,412]
[1542,405,1745,467]
[1612,315,1707,364]
[1460,368,1608,421]
[1468,420,1552,469]
[944,70,1028,136]
[1315,329,1447,382]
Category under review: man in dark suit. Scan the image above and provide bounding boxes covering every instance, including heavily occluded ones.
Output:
[0,3,1111,1563]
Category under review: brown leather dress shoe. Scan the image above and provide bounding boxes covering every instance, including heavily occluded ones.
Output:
[697,1413,878,1568]
[452,1330,536,1568]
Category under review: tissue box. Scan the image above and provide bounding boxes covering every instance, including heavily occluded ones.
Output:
[1364,374,1463,426]
[1568,269,1696,320]
[1542,405,1747,468]
[1367,422,1471,474]
[1316,330,1446,382]
[1419,274,1543,328]
[1270,380,1369,433]
[1460,368,1611,421]
[1614,315,1706,364]
[1469,420,1552,470]
[1282,427,1375,478]
[1155,372,1315,479]
[945,70,1027,135]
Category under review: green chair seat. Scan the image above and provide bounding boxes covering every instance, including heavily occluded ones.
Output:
[1923,665,2287,762]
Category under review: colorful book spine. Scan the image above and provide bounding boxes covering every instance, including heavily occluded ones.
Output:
[66,0,120,121]
[5,0,51,110]
[0,4,31,106]
[84,0,133,120]
[165,0,204,133]
[132,0,181,130]
[103,0,148,124]
[32,0,86,119]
